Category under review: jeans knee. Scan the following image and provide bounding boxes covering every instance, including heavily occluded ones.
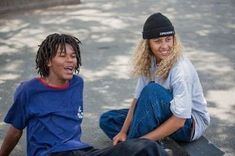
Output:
[142,83,165,95]
[140,83,172,104]
[99,111,109,130]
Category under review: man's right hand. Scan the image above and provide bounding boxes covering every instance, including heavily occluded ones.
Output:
[112,132,127,145]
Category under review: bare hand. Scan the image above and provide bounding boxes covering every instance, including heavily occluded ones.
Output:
[113,132,127,145]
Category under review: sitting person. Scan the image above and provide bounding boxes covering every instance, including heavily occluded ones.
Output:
[99,13,210,145]
[0,33,167,156]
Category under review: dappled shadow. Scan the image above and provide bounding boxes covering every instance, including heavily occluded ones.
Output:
[205,116,235,154]
[0,0,234,155]
[0,46,35,156]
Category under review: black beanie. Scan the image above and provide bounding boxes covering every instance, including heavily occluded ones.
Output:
[143,13,175,39]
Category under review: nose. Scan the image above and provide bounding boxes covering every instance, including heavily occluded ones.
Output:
[66,55,73,62]
[160,41,168,49]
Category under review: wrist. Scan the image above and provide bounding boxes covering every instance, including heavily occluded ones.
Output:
[120,129,127,134]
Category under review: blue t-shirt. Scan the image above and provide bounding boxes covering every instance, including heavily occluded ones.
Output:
[4,75,91,156]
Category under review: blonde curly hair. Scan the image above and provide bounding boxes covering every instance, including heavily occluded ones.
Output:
[132,35,182,80]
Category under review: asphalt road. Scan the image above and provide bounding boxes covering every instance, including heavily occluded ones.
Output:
[0,0,234,155]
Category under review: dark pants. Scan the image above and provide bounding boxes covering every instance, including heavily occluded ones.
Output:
[50,138,167,156]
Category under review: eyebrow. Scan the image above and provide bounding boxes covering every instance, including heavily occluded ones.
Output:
[57,50,76,54]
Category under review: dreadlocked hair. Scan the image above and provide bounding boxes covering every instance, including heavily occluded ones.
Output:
[36,33,82,77]
[132,35,182,81]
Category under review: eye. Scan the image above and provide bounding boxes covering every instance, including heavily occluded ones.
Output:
[166,36,173,42]
[153,39,161,43]
[71,54,76,58]
[59,52,66,57]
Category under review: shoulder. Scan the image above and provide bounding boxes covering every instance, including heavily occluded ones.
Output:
[16,78,38,92]
[169,56,197,83]
[72,75,84,83]
[14,78,38,99]
[174,56,194,70]
[70,75,84,88]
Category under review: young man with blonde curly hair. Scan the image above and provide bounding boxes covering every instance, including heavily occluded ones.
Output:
[100,13,210,145]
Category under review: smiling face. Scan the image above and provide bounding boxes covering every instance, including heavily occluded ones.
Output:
[149,36,174,63]
[47,43,77,86]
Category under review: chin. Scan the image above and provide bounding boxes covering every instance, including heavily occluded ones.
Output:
[64,75,73,80]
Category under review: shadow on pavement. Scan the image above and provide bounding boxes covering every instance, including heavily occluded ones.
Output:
[0,0,234,155]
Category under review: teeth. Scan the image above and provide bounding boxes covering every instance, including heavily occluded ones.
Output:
[65,67,73,71]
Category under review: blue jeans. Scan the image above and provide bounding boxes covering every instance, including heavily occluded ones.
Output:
[99,82,193,142]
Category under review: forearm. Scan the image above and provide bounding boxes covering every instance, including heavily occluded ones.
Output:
[0,125,23,156]
[141,115,185,141]
[120,98,137,133]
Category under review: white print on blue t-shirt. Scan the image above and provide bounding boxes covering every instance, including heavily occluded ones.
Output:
[77,106,83,119]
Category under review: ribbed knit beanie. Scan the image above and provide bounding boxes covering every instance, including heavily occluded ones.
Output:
[143,13,175,39]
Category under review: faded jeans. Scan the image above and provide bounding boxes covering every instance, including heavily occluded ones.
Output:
[99,82,193,142]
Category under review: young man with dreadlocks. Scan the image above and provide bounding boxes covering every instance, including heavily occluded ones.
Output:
[100,13,210,144]
[0,33,167,156]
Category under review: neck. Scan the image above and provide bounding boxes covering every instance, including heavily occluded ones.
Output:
[42,77,68,87]
[155,57,162,65]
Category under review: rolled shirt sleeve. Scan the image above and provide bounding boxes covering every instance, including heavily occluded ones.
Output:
[170,80,192,119]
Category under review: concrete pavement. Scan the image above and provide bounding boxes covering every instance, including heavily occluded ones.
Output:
[0,0,234,155]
